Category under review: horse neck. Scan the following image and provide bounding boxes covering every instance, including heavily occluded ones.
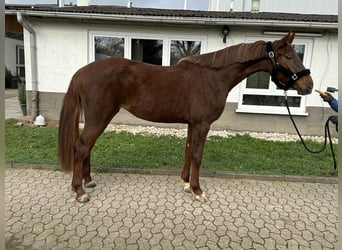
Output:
[217,44,272,92]
[234,59,272,83]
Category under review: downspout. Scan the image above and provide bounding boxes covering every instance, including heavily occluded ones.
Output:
[16,12,38,121]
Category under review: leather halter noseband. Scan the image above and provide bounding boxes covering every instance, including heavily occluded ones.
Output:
[266,42,311,91]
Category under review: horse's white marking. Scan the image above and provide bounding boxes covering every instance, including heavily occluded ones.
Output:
[77,194,90,203]
[195,192,208,203]
[181,180,191,193]
[181,180,207,202]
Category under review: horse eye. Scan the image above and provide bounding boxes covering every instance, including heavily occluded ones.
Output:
[285,55,292,60]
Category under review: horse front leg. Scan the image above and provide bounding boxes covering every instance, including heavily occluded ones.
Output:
[181,124,192,193]
[189,123,210,202]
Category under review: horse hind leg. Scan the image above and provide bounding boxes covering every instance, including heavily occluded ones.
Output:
[73,108,120,203]
[73,147,97,203]
[83,155,97,188]
[73,138,92,203]
[73,126,108,203]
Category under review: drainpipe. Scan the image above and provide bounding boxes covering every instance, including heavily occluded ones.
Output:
[17,12,38,121]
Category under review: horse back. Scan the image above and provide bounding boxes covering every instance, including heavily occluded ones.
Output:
[76,57,226,124]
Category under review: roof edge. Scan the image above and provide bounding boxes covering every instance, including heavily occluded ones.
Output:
[5,5,338,29]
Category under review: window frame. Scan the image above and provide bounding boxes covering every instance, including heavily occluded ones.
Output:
[16,45,25,78]
[88,31,207,66]
[236,36,313,116]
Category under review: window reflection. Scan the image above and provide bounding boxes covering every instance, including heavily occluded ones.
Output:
[246,72,270,89]
[94,36,124,60]
[170,40,201,65]
[243,95,301,107]
[292,44,305,62]
[131,39,163,65]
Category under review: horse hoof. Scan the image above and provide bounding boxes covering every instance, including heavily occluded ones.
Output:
[85,180,97,188]
[181,180,191,193]
[76,194,90,203]
[195,192,208,203]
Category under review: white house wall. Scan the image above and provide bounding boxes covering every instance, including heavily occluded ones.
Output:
[208,0,338,14]
[306,32,338,107]
[23,19,338,108]
[260,0,337,15]
[30,20,217,93]
[20,18,338,135]
[208,0,250,12]
[26,20,250,103]
[30,19,88,93]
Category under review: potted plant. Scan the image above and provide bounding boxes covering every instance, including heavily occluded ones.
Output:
[17,79,27,116]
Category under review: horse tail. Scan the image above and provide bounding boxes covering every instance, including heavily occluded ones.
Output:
[58,73,82,172]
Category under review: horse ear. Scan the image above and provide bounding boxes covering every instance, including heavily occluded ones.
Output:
[287,32,295,44]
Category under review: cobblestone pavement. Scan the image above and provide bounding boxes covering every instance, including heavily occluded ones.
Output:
[5,167,337,249]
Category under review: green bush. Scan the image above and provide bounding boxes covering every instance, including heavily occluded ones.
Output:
[5,67,13,88]
[17,80,26,104]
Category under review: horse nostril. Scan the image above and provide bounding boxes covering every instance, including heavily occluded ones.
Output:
[298,83,313,95]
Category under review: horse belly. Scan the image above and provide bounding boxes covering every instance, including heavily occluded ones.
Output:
[118,63,206,124]
[122,97,189,124]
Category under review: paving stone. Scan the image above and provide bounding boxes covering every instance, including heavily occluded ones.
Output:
[5,168,338,249]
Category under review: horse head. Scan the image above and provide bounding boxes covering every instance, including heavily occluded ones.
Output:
[268,32,313,95]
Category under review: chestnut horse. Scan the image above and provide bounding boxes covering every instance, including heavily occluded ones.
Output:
[58,32,313,203]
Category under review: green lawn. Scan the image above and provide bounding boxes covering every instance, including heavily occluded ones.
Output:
[5,119,337,177]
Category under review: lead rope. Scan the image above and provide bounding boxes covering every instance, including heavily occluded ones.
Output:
[284,92,337,169]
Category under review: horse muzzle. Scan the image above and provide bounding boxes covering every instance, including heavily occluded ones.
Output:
[296,83,313,95]
[293,75,313,95]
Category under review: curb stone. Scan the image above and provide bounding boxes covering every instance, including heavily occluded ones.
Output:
[6,163,337,184]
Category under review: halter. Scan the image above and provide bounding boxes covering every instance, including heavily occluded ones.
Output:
[266,42,311,91]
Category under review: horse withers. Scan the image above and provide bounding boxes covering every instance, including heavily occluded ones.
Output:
[58,32,313,203]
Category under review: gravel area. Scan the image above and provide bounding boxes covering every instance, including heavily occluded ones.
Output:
[104,124,338,143]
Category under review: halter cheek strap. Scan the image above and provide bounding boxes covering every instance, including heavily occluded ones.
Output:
[266,42,311,91]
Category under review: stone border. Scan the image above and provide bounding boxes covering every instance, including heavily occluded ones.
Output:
[6,163,338,184]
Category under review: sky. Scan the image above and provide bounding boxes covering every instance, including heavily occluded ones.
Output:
[5,0,209,10]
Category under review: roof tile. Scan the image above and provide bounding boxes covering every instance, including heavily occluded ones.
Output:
[5,5,337,23]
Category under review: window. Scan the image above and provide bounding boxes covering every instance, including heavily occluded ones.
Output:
[131,38,163,65]
[170,40,201,65]
[16,45,25,77]
[94,36,124,60]
[90,32,205,66]
[237,37,312,115]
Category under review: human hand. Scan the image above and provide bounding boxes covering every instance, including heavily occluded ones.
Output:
[321,92,334,103]
[329,115,338,124]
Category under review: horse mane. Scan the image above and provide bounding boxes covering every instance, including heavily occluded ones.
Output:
[179,40,266,68]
